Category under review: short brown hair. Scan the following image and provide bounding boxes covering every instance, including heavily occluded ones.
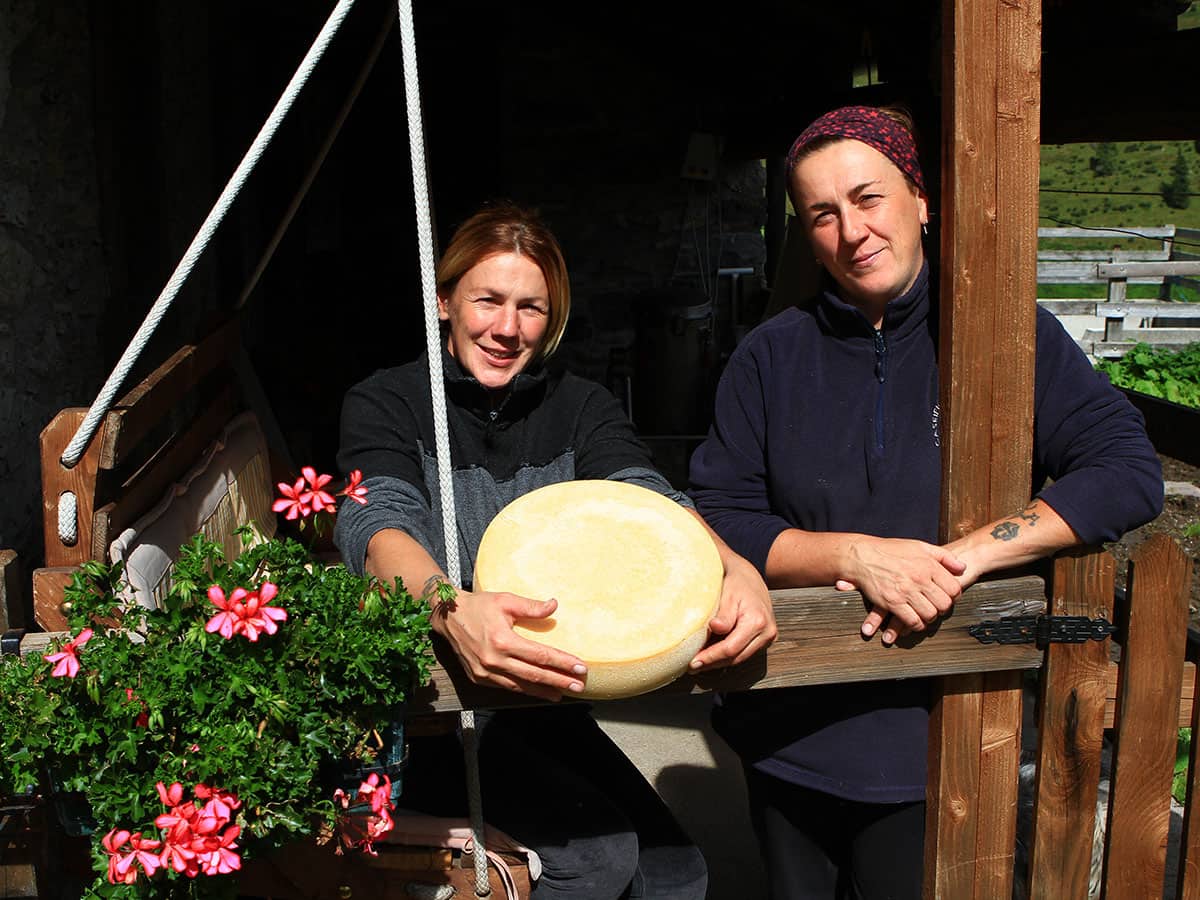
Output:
[436,203,571,359]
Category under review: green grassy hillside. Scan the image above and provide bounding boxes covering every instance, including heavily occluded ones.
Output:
[1040,141,1200,234]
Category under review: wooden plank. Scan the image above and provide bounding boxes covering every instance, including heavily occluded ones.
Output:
[31,567,79,632]
[1106,303,1200,318]
[1103,534,1192,899]
[40,409,105,569]
[1039,227,1177,241]
[409,577,1047,713]
[90,383,237,560]
[931,0,1001,888]
[1036,300,1104,315]
[1028,549,1113,900]
[1038,251,1169,262]
[98,318,240,470]
[1103,661,1195,730]
[924,676,984,900]
[975,669,1023,898]
[934,0,1041,892]
[1098,261,1200,279]
[0,549,21,630]
[1177,654,1200,900]
[21,576,1048,713]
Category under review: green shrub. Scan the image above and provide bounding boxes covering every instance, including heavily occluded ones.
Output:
[1097,342,1200,408]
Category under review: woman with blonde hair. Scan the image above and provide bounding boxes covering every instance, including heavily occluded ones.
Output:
[336,202,776,898]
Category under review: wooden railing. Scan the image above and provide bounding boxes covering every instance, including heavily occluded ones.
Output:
[1037,226,1200,358]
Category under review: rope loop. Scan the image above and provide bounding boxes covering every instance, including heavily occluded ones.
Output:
[57,492,79,546]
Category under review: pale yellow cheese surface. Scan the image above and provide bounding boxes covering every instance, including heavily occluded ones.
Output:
[473,480,724,698]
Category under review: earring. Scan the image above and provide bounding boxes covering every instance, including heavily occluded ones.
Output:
[922,223,929,236]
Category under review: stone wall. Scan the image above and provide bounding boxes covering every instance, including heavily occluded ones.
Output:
[0,0,108,592]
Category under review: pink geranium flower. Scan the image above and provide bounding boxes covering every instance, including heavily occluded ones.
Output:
[239,582,287,642]
[44,627,93,678]
[339,469,369,505]
[102,828,135,885]
[334,770,396,854]
[128,832,163,878]
[204,586,248,640]
[206,583,286,642]
[193,784,241,827]
[299,466,337,514]
[272,475,310,520]
[196,824,242,876]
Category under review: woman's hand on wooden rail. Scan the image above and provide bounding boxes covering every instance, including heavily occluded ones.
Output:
[838,537,966,644]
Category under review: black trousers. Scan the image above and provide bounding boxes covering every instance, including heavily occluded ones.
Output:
[401,705,707,900]
[743,766,925,900]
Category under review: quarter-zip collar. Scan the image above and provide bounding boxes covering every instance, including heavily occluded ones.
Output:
[814,261,931,342]
[428,346,552,424]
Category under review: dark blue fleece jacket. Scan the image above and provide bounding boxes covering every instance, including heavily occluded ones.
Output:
[689,264,1163,802]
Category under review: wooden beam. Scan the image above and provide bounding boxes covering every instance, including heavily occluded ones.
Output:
[1103,535,1191,898]
[1028,548,1113,900]
[929,0,1042,896]
[40,409,105,569]
[20,576,1048,714]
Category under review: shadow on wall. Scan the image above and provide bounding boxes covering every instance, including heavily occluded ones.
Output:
[594,692,767,900]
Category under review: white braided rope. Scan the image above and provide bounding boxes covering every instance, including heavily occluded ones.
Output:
[59,0,358,469]
[395,0,460,590]
[57,492,78,546]
[394,1,487,895]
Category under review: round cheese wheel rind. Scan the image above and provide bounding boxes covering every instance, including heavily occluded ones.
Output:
[473,480,723,700]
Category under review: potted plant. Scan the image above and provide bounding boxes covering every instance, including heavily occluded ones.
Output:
[0,469,433,897]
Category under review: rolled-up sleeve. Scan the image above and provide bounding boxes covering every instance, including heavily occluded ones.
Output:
[334,374,435,572]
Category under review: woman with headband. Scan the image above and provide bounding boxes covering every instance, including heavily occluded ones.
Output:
[689,106,1162,898]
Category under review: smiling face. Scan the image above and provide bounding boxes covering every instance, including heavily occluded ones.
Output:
[438,251,551,390]
[790,139,929,324]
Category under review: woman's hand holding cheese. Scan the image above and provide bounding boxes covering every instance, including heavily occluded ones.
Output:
[689,516,777,670]
[432,588,588,702]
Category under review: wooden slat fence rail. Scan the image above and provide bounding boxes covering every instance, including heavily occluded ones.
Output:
[16,576,1049,714]
[1036,225,1200,358]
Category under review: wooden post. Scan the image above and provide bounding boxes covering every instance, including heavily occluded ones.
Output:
[927,0,1042,896]
[1028,549,1113,899]
[1103,534,1191,898]
[40,409,106,569]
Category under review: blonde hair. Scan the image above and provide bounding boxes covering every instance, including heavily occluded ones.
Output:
[436,203,571,359]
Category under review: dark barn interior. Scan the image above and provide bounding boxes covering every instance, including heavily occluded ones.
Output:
[1,0,1196,562]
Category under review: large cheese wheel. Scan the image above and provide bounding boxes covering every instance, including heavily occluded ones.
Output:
[473,480,723,699]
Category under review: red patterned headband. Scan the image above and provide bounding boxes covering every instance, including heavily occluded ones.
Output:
[786,106,925,194]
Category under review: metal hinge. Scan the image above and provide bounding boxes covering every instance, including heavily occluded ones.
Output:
[968,615,1115,648]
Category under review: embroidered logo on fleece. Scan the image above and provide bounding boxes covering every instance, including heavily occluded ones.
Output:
[931,403,941,448]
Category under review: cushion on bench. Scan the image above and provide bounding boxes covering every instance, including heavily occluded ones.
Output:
[108,412,276,609]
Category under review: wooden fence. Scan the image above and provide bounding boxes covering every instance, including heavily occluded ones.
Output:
[1036,226,1200,358]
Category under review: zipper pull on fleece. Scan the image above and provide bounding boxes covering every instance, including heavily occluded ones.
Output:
[873,329,888,383]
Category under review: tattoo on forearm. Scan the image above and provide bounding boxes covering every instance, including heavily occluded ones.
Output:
[991,521,1020,542]
[990,504,1040,543]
